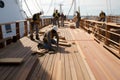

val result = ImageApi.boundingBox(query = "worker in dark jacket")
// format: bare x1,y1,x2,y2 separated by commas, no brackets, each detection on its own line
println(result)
76,11,81,28
99,11,106,22
42,26,59,51
30,12,42,40
53,10,60,27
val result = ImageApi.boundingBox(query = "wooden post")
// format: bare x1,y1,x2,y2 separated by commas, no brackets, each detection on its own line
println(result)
29,21,34,39
45,19,46,26
105,24,110,45
0,25,3,40
16,22,20,39
40,19,42,29
119,41,120,54
107,16,112,23
24,21,28,36
80,19,82,28
0,25,4,48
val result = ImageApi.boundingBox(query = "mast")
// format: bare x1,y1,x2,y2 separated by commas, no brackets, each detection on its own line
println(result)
74,0,76,14
60,4,63,14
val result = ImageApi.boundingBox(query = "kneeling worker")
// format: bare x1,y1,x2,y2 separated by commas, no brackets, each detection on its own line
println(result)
42,26,59,51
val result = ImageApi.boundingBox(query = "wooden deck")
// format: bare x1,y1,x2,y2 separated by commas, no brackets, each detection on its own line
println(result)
0,21,120,80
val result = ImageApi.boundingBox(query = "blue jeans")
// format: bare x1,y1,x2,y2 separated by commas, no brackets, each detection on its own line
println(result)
76,21,80,28
43,39,56,50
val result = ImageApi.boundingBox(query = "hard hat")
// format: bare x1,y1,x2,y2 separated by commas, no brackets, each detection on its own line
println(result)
52,25,58,31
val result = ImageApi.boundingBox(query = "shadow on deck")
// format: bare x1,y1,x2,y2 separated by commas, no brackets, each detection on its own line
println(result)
0,21,120,80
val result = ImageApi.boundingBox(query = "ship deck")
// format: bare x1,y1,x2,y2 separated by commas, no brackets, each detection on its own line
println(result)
0,21,120,80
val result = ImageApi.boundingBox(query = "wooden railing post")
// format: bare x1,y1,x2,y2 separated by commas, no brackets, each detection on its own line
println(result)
39,20,41,29
0,25,4,48
16,22,20,39
24,21,28,36
80,19,83,28
119,41,120,54
0,25,3,40
119,39,120,56
105,24,110,45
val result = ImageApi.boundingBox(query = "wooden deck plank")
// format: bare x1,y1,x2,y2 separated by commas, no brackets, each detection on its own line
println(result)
0,37,38,80
69,53,78,80
71,44,86,80
37,54,50,80
0,58,23,64
67,27,120,80
29,54,46,80
64,53,72,80
6,40,38,80
69,29,93,80
60,51,65,80
42,54,54,80
52,53,62,80
45,54,56,80
87,41,120,80
0,38,32,80
0,22,120,80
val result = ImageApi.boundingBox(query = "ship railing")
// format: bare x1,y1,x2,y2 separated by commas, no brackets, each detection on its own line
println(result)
85,16,120,24
80,19,120,58
0,18,52,48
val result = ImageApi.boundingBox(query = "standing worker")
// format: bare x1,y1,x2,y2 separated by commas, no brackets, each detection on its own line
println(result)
53,10,60,27
60,12,65,27
75,11,81,28
99,10,106,22
30,12,42,40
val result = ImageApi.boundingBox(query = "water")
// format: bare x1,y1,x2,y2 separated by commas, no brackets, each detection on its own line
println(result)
41,15,73,19
41,15,86,19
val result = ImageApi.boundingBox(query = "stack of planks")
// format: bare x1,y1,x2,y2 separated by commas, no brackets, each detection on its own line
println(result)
0,37,39,80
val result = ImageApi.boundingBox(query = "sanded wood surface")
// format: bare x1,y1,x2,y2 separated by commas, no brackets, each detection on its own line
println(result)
0,58,23,63
0,37,38,80
31,23,120,80
0,22,120,80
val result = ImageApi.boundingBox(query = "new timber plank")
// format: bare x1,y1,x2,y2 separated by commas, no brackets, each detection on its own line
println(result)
68,27,120,80
0,38,32,80
71,44,85,80
64,53,72,80
69,54,77,80
0,58,23,64
0,37,38,80
69,28,95,80
41,54,54,80
51,53,61,80
37,54,50,80
60,49,65,80
29,54,46,80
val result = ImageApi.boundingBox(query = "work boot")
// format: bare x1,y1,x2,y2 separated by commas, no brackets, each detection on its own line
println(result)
36,35,40,40
30,35,35,41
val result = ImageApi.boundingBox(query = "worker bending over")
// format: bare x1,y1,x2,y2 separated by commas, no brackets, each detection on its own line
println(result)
38,26,59,51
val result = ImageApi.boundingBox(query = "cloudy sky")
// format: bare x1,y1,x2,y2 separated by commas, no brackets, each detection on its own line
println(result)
21,0,120,17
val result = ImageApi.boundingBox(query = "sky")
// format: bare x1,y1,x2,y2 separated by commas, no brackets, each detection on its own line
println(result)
21,0,120,17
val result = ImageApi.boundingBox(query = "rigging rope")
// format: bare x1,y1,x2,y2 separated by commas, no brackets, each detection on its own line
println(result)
109,0,112,15
24,0,32,16
39,0,43,12
20,0,28,18
67,0,74,16
83,0,88,16
36,0,42,10
46,0,53,15
34,0,42,11
32,0,40,11
106,0,113,15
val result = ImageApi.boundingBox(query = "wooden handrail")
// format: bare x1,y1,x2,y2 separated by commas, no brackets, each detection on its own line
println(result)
81,18,120,57
0,18,52,48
